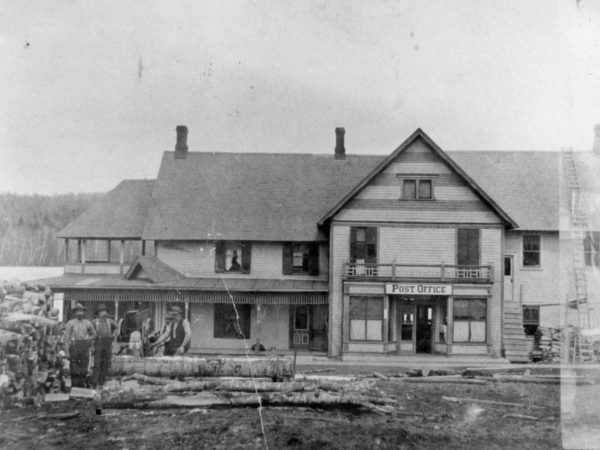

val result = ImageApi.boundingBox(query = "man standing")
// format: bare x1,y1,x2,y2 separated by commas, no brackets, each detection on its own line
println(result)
64,303,96,388
91,304,118,388
154,307,191,356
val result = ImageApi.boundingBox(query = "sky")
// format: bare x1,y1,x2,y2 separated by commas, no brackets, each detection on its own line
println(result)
1,0,599,195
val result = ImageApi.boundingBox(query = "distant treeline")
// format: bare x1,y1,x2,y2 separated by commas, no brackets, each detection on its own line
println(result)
0,192,103,266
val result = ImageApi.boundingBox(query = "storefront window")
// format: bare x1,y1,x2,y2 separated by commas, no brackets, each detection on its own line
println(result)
349,297,383,341
453,298,486,343
214,303,251,339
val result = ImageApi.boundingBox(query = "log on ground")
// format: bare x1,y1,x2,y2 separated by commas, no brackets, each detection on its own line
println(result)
109,356,293,379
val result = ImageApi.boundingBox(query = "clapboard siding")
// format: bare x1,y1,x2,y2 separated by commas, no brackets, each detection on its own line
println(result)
330,225,350,356
334,209,500,223
347,199,489,212
189,303,289,351
371,173,468,187
357,185,479,202
481,228,503,354
505,231,561,327
378,227,456,265
156,241,328,280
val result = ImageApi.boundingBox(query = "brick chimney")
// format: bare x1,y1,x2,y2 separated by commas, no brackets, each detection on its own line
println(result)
335,127,345,160
175,125,188,159
594,124,600,155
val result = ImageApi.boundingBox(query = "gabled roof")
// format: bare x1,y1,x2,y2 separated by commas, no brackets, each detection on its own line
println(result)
124,255,184,284
142,152,382,241
57,179,155,239
318,129,518,228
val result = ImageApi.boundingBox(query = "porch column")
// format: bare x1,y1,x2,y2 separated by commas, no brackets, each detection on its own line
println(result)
342,294,350,352
255,301,262,354
81,239,86,274
119,240,125,274
64,239,69,264
114,296,119,342
447,297,453,352
383,295,389,343
142,240,146,256
107,240,111,262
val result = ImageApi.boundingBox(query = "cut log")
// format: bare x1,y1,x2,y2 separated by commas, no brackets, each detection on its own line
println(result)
502,413,540,420
165,380,317,393
109,356,293,380
403,376,487,385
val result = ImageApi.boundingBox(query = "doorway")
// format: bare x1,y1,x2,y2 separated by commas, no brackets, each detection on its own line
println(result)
290,305,328,351
504,255,514,301
416,305,433,353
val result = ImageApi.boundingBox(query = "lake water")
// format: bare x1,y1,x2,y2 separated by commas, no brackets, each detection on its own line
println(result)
0,266,64,282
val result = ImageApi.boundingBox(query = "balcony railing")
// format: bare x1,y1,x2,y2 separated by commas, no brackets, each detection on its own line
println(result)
344,262,493,283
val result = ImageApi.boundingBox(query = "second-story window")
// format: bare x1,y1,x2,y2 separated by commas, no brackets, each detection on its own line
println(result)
584,232,600,267
282,243,319,275
215,241,251,273
523,235,541,267
457,228,480,266
350,227,377,264
402,179,433,200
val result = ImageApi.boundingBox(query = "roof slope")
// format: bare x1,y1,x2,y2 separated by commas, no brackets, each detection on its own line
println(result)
450,151,559,231
124,255,185,283
58,179,155,239
142,152,383,241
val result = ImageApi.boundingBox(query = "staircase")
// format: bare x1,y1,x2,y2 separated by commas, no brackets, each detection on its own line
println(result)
503,303,530,363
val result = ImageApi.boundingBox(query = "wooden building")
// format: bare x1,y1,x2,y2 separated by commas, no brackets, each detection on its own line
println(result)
39,125,598,360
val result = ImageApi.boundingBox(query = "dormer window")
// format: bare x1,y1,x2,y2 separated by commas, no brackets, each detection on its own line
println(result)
401,178,434,200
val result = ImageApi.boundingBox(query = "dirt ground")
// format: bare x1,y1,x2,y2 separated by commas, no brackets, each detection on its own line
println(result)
0,365,575,449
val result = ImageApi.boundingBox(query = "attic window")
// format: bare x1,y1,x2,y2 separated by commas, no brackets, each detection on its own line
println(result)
401,178,434,200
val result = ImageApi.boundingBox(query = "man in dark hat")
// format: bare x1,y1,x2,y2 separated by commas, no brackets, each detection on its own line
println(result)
64,303,96,387
152,307,191,356
91,303,118,388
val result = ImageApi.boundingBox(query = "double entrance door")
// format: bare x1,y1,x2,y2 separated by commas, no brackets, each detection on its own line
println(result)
397,302,435,354
290,305,328,352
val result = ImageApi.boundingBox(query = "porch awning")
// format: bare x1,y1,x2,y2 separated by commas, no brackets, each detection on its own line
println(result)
63,289,328,305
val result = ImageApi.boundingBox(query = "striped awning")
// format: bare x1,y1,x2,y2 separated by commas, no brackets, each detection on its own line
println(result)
63,289,328,305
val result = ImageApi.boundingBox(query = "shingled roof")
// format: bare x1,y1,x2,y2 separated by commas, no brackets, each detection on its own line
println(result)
124,255,185,283
141,152,383,241
57,179,155,239
450,151,559,231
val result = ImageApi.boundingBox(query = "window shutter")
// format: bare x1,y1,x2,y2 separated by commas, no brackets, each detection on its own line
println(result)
457,229,479,265
215,241,226,273
241,241,251,274
308,243,319,276
282,243,293,275
350,227,357,263
366,227,377,264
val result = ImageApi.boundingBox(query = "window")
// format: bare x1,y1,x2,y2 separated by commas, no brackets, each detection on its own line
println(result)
523,235,541,267
457,228,480,266
402,179,433,200
215,241,251,273
350,227,377,264
522,306,540,336
584,232,600,267
282,243,319,275
349,297,383,341
214,303,251,339
453,298,486,343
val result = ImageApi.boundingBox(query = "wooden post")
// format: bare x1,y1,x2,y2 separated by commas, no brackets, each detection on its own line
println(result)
120,240,125,274
107,240,111,263
441,262,445,281
81,239,86,274
64,239,69,264
255,301,262,354
383,295,389,343
447,297,453,353
142,240,146,256
114,297,119,342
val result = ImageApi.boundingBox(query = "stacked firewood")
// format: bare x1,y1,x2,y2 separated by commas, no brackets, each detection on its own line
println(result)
0,278,70,407
537,327,562,362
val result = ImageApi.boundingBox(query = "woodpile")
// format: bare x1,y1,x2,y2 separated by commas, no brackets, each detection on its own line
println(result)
0,277,70,408
537,326,562,362
109,355,294,380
